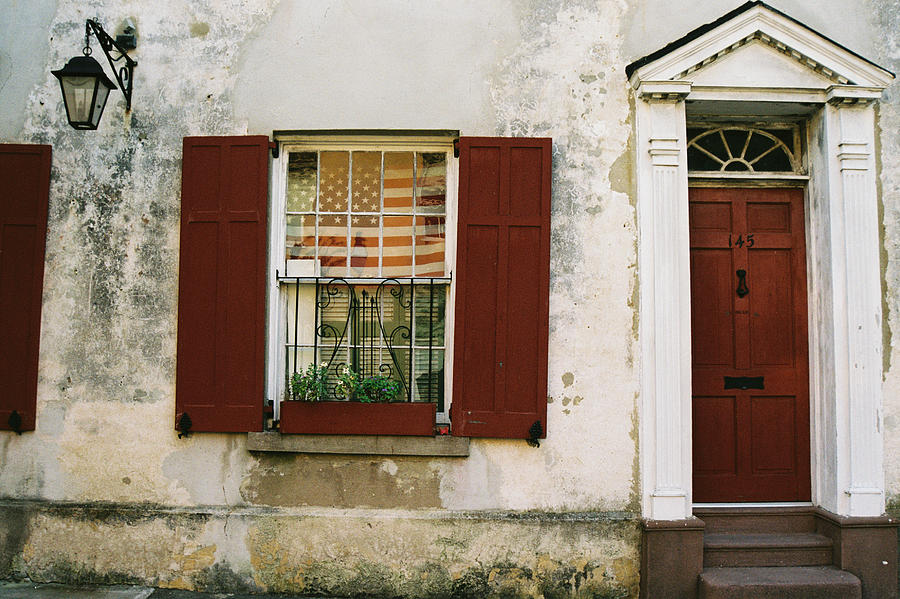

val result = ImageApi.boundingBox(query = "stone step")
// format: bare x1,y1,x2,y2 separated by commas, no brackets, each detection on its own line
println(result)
699,566,861,599
695,506,817,534
704,532,833,567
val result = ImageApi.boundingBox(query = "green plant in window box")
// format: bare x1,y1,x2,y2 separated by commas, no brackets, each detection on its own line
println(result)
357,374,403,403
289,363,328,402
335,366,359,401
336,366,403,403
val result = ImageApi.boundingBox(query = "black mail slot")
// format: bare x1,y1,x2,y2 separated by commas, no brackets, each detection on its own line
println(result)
724,376,764,390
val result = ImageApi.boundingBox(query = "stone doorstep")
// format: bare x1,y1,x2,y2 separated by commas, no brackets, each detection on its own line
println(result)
698,566,862,599
703,532,834,567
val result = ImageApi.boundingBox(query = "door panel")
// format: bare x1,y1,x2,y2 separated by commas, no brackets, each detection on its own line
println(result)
691,187,810,502
690,249,735,366
748,250,793,366
693,396,738,475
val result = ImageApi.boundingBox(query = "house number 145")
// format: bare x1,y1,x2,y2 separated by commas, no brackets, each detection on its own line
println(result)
729,233,755,248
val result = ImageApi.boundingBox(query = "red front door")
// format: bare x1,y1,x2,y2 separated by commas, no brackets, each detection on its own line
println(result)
690,187,810,502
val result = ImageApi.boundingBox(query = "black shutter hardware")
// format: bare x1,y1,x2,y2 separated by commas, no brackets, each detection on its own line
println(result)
177,412,192,438
526,420,543,448
7,410,23,435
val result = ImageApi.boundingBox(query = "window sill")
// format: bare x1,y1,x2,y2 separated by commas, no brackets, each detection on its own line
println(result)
247,432,469,456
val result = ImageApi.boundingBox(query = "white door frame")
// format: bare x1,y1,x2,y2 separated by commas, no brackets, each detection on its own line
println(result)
629,3,894,520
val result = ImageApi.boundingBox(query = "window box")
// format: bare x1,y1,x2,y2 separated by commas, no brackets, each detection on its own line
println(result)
279,400,437,436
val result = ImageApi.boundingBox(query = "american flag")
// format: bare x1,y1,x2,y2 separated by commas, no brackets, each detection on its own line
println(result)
285,150,446,278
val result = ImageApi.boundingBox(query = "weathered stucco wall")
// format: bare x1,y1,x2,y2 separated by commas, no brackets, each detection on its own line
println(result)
0,0,639,515
1,0,899,596
0,0,642,594
1,502,640,598
873,0,900,514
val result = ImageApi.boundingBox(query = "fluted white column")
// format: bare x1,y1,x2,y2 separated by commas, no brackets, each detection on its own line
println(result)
637,81,693,520
824,86,885,516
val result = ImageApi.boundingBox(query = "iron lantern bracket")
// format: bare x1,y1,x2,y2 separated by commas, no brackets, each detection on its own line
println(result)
84,19,137,110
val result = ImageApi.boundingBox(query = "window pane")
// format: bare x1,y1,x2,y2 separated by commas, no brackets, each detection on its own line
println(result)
723,129,750,160
318,213,347,274
748,131,793,171
383,152,414,213
318,282,351,346
382,215,413,277
687,146,722,171
351,151,381,212
285,214,316,261
383,347,412,401
320,151,349,212
415,215,445,276
350,214,380,277
286,152,317,212
284,283,318,346
415,152,446,213
413,349,444,407
414,283,446,346
697,131,727,161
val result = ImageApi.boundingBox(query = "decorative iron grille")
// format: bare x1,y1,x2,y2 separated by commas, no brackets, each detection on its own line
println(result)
282,277,449,410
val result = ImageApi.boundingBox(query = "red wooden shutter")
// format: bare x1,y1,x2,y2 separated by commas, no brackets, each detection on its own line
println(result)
451,137,551,438
0,144,51,433
176,136,269,432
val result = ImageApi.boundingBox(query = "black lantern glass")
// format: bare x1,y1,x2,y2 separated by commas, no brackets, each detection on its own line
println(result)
52,55,117,130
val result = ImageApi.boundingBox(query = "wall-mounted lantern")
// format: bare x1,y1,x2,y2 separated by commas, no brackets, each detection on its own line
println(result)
52,19,137,130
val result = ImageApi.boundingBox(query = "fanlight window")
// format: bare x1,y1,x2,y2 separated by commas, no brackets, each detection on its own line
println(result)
687,126,800,173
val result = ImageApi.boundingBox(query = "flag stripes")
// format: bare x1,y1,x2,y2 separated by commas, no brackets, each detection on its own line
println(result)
285,150,447,278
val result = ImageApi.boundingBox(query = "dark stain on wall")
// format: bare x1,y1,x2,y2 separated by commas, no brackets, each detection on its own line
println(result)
0,504,31,579
241,454,443,509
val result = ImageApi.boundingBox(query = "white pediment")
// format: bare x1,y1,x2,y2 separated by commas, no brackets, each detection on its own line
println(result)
628,2,894,90
685,39,838,89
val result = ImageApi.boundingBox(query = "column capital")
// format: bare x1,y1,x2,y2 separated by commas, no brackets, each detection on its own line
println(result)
826,85,883,106
639,80,692,102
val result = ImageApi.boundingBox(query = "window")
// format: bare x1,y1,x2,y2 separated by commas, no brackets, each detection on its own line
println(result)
268,135,456,422
176,134,551,440
686,124,802,174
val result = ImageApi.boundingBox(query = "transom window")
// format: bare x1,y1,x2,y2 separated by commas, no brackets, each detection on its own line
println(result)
687,125,802,174
271,136,456,422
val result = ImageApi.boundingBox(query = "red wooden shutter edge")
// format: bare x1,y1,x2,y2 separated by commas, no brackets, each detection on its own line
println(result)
0,144,51,433
451,137,551,439
176,136,269,433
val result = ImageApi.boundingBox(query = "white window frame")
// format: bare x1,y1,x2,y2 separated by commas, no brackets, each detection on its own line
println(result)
265,133,458,425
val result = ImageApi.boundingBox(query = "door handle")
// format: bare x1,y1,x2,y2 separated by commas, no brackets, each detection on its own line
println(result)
736,269,749,298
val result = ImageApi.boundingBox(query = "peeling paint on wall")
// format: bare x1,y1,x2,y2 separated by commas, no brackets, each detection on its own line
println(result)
870,0,900,506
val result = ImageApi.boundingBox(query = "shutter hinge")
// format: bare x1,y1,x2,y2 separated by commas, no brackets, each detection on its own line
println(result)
269,140,279,159
453,139,460,158
526,420,543,448
177,412,193,438
7,410,23,435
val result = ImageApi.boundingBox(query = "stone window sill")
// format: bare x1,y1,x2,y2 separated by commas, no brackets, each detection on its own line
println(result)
247,432,470,456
